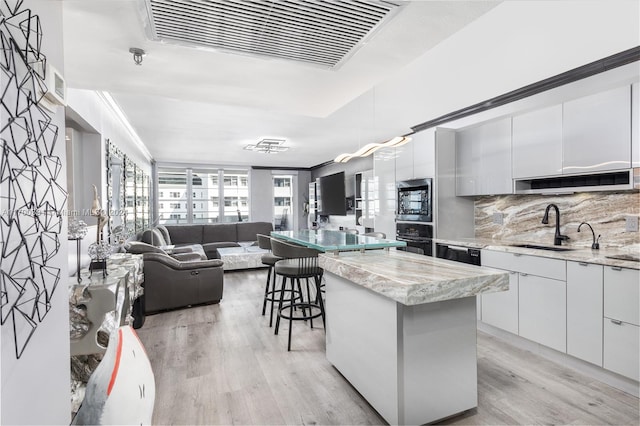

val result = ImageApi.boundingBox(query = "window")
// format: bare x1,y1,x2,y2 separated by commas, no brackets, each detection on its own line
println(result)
158,167,249,225
273,175,293,231
222,170,249,222
192,170,220,223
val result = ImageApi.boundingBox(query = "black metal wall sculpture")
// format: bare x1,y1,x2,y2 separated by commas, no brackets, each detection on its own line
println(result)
0,0,67,358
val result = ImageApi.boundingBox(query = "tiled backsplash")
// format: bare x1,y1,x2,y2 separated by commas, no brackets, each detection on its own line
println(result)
475,191,640,249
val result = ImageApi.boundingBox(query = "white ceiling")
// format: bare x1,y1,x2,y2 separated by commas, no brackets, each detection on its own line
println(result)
62,0,501,168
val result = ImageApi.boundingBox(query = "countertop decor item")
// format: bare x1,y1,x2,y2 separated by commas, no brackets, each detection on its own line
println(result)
89,241,112,277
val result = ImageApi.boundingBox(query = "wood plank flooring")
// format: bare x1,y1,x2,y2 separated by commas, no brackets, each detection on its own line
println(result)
136,269,639,425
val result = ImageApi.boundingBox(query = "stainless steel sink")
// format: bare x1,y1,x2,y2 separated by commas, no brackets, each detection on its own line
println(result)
605,254,640,262
512,243,575,252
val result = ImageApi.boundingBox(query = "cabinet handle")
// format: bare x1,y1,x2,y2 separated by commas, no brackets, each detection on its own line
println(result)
578,262,589,266
610,266,623,271
190,271,200,276
610,319,623,325
520,273,528,277
509,271,517,275
513,253,522,257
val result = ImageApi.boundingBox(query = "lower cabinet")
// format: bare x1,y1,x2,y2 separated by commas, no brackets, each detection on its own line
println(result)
603,266,640,381
566,261,603,366
481,271,518,335
603,319,640,381
518,273,567,353
481,249,639,382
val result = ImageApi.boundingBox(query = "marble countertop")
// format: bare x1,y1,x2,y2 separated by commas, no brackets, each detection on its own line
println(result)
433,238,640,270
318,250,508,306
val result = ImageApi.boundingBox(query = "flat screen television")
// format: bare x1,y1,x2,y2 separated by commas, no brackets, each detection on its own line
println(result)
316,171,346,216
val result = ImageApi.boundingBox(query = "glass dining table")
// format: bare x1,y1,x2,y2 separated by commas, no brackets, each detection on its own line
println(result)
270,229,406,253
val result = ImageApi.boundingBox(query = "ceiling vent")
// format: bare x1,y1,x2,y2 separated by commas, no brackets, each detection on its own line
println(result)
142,0,401,68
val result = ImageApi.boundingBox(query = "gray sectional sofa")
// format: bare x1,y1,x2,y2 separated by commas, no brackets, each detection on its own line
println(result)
161,222,274,259
124,222,273,314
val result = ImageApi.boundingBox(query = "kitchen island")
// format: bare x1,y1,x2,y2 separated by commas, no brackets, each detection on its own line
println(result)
271,230,509,424
318,249,509,425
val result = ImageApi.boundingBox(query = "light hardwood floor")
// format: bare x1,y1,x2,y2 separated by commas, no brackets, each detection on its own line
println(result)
137,269,640,425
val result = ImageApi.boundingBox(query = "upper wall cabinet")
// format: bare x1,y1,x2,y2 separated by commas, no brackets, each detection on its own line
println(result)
396,130,436,182
456,117,512,196
562,86,632,174
512,104,563,179
632,82,639,168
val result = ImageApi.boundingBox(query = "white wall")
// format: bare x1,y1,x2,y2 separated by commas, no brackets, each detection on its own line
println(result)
328,0,639,147
0,1,71,424
249,169,273,223
66,90,152,172
66,89,153,211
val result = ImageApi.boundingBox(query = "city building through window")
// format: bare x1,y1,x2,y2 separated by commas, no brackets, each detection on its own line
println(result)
158,168,249,224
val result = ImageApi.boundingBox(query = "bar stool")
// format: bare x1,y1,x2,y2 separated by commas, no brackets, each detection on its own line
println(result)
270,238,326,351
257,234,282,326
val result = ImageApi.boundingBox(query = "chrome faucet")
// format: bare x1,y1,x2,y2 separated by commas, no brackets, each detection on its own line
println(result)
578,222,600,250
542,204,570,246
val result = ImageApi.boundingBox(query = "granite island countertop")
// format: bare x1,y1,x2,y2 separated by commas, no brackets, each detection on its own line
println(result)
318,249,509,306
434,238,640,270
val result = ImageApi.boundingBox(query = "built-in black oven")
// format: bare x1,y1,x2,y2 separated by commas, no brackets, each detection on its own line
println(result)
396,178,433,222
396,222,433,256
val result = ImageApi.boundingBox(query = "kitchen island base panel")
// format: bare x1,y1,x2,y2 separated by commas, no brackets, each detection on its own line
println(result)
325,272,478,425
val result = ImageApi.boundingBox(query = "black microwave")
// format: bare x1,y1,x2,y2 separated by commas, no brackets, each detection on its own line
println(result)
396,178,433,222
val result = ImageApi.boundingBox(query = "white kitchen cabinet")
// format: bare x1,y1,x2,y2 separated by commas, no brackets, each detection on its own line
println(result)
562,85,632,174
632,82,639,168
519,273,566,353
604,266,639,326
395,145,414,182
603,265,639,381
373,148,398,241
603,320,639,381
455,117,512,196
481,250,566,281
481,270,518,335
512,104,563,179
355,170,375,230
455,126,480,196
566,261,603,366
396,129,435,182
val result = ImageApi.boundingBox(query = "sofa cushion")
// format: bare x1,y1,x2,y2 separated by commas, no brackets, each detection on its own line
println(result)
237,222,273,242
203,223,237,243
165,225,204,245
141,229,166,247
156,225,172,245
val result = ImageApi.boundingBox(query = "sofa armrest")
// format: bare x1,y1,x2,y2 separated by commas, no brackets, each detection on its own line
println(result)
171,252,203,262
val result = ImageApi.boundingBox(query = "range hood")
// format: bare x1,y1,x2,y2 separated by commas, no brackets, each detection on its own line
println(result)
514,168,639,194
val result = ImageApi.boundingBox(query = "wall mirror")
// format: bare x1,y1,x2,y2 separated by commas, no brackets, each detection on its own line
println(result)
106,139,125,238
105,141,151,240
